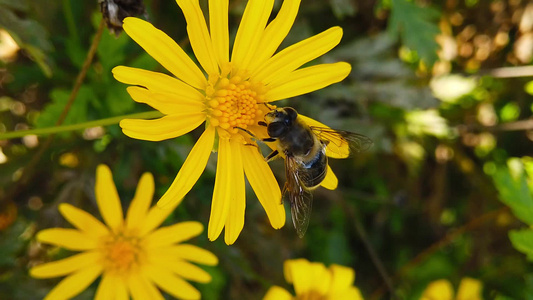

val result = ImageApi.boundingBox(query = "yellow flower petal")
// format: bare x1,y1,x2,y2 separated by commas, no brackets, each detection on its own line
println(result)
151,244,218,265
126,86,204,115
127,273,164,300
145,265,201,300
328,264,355,295
231,0,274,70
43,265,102,300
265,62,351,101
263,286,294,300
421,279,454,300
58,203,109,238
209,0,229,65
285,259,330,295
37,228,98,250
334,287,364,300
122,17,206,89
207,134,232,241
112,279,129,300
120,112,205,142
307,262,331,295
242,145,285,229
150,258,212,283
112,66,202,96
30,251,100,278
224,138,246,245
247,0,301,73
321,164,338,190
94,273,118,300
144,221,203,248
126,172,154,231
456,277,483,300
176,0,218,75
157,125,215,208
253,27,343,85
298,115,350,159
95,164,124,231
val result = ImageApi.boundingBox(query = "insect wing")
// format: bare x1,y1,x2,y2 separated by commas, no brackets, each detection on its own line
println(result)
310,126,373,159
283,156,313,238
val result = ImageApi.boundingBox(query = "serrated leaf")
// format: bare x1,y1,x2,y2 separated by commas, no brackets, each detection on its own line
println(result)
97,27,129,73
388,0,440,66
104,84,135,115
35,86,94,129
0,2,53,76
493,167,533,225
509,229,533,260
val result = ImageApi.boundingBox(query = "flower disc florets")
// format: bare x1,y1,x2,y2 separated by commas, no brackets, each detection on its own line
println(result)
205,64,270,135
101,232,143,275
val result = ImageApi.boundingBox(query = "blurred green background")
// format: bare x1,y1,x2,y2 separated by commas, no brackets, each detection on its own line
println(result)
1,0,533,299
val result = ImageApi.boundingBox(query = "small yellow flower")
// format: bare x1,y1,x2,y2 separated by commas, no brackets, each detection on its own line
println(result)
263,258,364,300
113,0,349,244
30,165,218,300
420,278,483,300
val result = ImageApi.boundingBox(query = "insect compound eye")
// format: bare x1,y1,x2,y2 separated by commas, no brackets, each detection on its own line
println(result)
267,122,287,137
284,107,298,121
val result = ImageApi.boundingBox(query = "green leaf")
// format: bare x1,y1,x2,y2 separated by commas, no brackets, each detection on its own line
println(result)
104,84,135,115
329,0,357,19
0,0,53,76
0,219,27,267
509,229,533,261
493,166,533,225
388,0,440,66
96,26,129,73
35,86,95,129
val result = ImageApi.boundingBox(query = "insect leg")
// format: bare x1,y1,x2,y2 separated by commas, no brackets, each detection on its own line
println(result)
234,126,256,138
235,126,276,142
265,149,280,162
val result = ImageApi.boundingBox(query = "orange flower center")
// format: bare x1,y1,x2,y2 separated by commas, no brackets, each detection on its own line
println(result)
295,291,326,300
101,233,143,275
205,65,270,135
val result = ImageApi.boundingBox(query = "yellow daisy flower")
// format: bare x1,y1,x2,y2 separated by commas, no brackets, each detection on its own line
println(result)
113,0,350,244
30,165,218,300
263,258,364,300
420,278,483,300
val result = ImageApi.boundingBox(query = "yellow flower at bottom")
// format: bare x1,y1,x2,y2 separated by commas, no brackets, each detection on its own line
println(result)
420,278,483,300
113,0,350,244
30,165,218,300
263,259,364,300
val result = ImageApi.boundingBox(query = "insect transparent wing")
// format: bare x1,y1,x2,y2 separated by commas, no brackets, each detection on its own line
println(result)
283,156,313,238
310,126,373,158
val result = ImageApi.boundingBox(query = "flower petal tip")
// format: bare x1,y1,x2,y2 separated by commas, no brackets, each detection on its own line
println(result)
57,203,72,213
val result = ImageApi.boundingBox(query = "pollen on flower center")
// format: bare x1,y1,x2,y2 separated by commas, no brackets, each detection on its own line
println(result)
296,291,326,300
205,67,269,135
101,233,142,274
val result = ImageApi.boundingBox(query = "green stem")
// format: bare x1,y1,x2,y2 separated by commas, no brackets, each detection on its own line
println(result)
0,111,163,140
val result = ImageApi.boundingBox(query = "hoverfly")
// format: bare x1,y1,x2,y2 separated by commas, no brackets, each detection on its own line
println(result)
257,107,373,238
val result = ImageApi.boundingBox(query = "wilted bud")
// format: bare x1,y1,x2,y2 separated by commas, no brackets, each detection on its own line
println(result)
98,0,146,36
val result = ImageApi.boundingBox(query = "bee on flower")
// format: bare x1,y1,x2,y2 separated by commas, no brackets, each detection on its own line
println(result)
114,0,357,244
